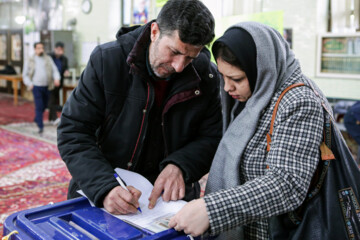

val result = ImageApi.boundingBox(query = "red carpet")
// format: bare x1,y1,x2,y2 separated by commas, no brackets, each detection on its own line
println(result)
0,93,52,125
0,93,35,125
0,128,71,237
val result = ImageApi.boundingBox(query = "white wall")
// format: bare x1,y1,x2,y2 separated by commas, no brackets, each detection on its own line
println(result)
62,0,121,71
264,0,360,99
61,0,359,99
203,0,360,100
260,0,360,99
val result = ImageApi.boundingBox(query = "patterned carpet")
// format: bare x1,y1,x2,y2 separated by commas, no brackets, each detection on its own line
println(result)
2,122,58,144
0,128,71,236
0,93,36,125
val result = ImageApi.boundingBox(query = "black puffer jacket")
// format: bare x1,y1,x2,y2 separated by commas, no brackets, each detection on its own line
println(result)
57,21,222,207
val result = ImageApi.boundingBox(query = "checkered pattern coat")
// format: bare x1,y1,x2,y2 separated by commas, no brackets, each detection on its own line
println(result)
203,69,324,239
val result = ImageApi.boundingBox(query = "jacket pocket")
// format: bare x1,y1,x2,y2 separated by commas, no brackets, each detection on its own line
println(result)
96,114,116,147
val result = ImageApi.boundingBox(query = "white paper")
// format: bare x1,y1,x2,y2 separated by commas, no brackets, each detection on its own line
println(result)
77,189,95,207
113,168,186,233
78,168,187,233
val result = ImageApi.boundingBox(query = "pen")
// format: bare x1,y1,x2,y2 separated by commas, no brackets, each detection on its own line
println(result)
114,173,142,213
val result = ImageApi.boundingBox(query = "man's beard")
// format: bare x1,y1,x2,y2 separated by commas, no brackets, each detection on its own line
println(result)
151,63,175,78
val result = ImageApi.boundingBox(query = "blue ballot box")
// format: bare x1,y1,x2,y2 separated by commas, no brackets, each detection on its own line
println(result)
3,197,200,240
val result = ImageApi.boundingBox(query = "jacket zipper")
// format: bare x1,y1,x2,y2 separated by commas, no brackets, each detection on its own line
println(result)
161,120,168,157
161,88,202,157
128,63,202,165
128,83,151,170
132,81,155,170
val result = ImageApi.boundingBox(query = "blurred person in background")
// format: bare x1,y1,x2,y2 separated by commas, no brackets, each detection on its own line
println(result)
23,42,60,134
48,41,69,124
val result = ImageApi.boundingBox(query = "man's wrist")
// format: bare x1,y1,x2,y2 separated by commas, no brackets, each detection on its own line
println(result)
164,162,186,179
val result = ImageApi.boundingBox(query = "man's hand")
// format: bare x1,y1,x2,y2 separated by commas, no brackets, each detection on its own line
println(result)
27,84,34,91
168,198,209,236
54,79,60,87
148,164,185,209
103,186,141,215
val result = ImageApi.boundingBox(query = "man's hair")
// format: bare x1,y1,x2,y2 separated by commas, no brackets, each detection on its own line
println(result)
33,42,44,49
213,42,243,70
156,0,215,46
55,41,65,48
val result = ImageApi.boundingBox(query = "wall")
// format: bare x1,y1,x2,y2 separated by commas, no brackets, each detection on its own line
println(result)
203,0,359,100
62,0,121,72
262,0,360,100
60,0,359,99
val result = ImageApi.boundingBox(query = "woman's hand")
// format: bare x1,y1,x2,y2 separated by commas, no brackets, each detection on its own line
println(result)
168,198,209,237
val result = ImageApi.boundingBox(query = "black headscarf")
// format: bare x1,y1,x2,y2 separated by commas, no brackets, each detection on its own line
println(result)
212,28,257,92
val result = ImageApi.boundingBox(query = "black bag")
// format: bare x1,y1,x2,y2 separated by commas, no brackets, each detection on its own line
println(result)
268,84,360,240
0,64,17,74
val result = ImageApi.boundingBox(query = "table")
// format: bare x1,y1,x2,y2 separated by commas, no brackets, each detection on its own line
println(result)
62,84,76,104
0,74,24,105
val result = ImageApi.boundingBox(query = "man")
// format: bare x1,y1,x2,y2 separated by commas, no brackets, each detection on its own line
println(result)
57,0,222,215
23,42,60,134
48,41,69,123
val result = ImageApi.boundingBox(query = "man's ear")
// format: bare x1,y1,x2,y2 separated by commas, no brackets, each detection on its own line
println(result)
150,22,160,42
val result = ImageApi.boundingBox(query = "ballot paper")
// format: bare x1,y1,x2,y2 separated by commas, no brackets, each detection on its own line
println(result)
78,168,187,234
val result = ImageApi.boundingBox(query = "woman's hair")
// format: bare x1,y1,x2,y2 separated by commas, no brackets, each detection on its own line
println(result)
212,42,243,70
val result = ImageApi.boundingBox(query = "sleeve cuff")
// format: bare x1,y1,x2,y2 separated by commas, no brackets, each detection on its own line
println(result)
93,182,119,207
159,159,189,183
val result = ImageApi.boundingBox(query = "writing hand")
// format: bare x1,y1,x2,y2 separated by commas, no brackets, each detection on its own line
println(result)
103,186,141,215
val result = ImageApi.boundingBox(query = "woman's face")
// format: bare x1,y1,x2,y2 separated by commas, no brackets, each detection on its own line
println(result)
217,58,252,102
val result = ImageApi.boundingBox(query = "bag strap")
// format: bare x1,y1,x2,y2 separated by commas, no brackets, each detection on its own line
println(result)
266,82,335,162
266,83,305,152
319,114,335,160
265,82,336,225
303,77,337,124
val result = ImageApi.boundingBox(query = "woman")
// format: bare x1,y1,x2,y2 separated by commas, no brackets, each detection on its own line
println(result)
169,22,329,239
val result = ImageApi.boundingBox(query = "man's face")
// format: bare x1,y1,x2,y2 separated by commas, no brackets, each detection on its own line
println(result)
54,47,64,57
148,22,203,78
34,44,44,56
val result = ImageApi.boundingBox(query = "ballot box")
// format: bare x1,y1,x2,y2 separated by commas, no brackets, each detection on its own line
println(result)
3,197,193,240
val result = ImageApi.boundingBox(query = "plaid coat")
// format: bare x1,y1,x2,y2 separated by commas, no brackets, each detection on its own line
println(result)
204,69,324,239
